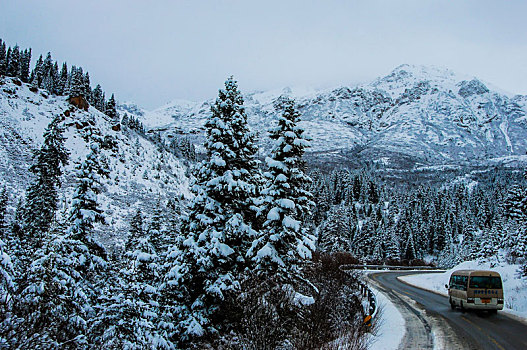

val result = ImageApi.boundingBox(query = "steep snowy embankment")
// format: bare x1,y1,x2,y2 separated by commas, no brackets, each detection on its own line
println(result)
0,77,191,248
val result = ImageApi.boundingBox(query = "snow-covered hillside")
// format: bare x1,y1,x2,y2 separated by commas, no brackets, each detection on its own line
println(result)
122,64,527,168
0,77,190,248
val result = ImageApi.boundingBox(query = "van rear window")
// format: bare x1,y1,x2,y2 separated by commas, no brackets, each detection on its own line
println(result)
469,276,502,289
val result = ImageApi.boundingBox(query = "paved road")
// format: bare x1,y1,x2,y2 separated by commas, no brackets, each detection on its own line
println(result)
369,271,527,350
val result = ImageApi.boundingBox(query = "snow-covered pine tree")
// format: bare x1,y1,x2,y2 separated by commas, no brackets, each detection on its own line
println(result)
42,70,55,95
162,76,261,343
42,52,53,80
475,224,501,262
105,93,118,120
32,54,44,87
69,67,85,99
90,209,172,349
19,48,31,83
0,187,7,240
249,96,315,278
504,180,527,224
22,115,69,251
5,45,19,78
403,231,417,261
8,199,24,262
384,224,401,262
68,143,105,244
13,224,92,348
127,209,144,250
0,40,6,76
84,72,91,102
92,84,105,112
148,200,173,256
57,62,68,96
0,233,14,346
319,205,352,252
14,141,109,347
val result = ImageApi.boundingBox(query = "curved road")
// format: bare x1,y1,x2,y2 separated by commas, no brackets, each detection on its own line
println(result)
370,271,527,350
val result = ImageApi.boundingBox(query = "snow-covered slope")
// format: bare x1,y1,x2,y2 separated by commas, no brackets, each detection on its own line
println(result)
0,77,190,248
131,64,527,168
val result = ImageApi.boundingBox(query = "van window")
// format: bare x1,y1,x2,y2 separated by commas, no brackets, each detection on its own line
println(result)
469,276,502,289
451,275,468,290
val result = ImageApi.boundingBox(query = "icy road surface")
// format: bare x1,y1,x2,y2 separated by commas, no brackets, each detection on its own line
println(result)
370,271,527,350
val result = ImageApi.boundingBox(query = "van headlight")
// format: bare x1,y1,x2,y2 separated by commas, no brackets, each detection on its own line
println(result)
467,298,474,303
497,299,504,304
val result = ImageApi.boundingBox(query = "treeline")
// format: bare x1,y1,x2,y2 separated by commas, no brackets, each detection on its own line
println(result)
313,167,527,273
0,38,117,120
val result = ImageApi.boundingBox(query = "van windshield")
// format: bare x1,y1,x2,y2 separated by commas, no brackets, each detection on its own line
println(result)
469,276,502,289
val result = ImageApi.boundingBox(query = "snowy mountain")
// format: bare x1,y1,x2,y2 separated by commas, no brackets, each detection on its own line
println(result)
125,64,527,168
0,77,190,248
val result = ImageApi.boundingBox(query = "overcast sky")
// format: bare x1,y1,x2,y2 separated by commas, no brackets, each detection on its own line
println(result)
1,1,526,108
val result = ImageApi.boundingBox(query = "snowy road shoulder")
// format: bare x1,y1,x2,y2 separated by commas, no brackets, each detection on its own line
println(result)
363,273,406,350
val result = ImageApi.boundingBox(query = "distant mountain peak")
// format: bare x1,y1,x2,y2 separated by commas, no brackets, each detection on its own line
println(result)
141,64,527,168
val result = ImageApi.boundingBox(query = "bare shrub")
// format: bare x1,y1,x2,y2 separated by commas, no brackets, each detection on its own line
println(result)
214,257,367,349
293,254,367,350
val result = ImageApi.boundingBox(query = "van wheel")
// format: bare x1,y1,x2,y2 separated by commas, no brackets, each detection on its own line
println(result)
449,298,455,310
490,309,498,315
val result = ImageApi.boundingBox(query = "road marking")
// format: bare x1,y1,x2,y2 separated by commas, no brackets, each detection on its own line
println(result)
401,290,415,297
461,316,505,350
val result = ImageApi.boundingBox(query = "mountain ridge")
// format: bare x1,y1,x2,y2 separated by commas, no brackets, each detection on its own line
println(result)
120,64,527,168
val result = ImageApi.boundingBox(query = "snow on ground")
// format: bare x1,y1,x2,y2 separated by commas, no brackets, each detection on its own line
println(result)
365,273,405,350
0,79,191,248
399,260,527,321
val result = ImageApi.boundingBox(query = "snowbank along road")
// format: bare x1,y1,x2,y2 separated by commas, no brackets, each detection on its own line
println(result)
370,271,527,350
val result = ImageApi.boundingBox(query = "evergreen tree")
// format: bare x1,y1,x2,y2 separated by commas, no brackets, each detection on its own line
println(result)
6,45,20,77
476,225,500,262
0,233,14,344
13,224,94,348
127,209,143,250
57,62,68,96
84,72,91,102
22,115,69,250
10,140,109,350
33,54,44,87
68,143,105,241
105,94,118,120
504,184,527,223
69,66,85,99
403,231,416,260
42,70,55,94
384,224,401,261
0,40,6,75
9,199,24,260
148,201,172,254
249,96,315,277
19,48,31,83
42,52,53,79
92,84,105,112
0,187,7,241
163,77,261,343
90,211,171,349
319,205,352,252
